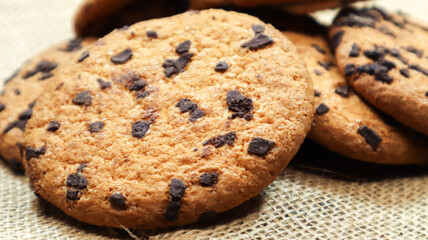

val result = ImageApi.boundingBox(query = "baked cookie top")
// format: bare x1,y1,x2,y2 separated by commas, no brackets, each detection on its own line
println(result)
330,7,428,136
285,31,428,165
0,38,94,170
24,9,314,229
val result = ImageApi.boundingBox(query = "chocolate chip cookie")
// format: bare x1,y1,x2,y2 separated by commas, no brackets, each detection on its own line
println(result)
330,7,428,136
285,31,428,164
0,38,94,170
24,9,314,229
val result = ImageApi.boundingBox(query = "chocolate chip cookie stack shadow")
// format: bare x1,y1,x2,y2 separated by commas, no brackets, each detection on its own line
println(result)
0,38,95,171
23,9,314,229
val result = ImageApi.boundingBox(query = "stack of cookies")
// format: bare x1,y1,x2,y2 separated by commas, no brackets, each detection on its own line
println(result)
0,0,427,230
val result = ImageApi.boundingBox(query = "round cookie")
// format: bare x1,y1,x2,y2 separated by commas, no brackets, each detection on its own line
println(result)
0,38,95,169
330,7,428,136
24,9,314,229
284,31,428,165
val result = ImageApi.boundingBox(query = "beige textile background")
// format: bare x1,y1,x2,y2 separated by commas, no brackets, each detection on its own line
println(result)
0,0,427,239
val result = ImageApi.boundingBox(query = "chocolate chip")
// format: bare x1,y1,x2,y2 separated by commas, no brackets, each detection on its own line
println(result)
163,52,194,78
14,89,20,95
241,33,274,50
316,103,330,115
189,108,205,122
66,173,88,189
39,72,53,80
111,48,133,64
88,121,105,133
252,24,265,34
425,91,428,97
248,137,275,157
199,172,219,187
364,49,385,60
345,64,357,76
201,147,212,158
0,103,5,112
47,121,60,132
72,91,92,106
203,132,236,148
96,78,111,89
406,46,424,58
66,190,79,200
215,61,229,72
331,31,345,51
335,85,351,97
311,43,326,54
317,61,334,71
132,121,150,138
198,211,218,223
389,49,408,64
335,13,376,28
358,126,382,150
19,109,33,120
164,200,180,221
314,69,322,76
377,59,396,70
409,64,428,76
23,60,58,79
349,43,361,57
28,101,36,109
77,50,90,63
25,146,46,161
176,40,191,55
61,38,82,52
400,68,410,78
110,193,126,206
226,90,253,115
170,179,186,201
314,90,321,97
77,163,87,172
136,91,149,99
146,30,158,38
128,80,146,92
176,98,197,113
356,63,392,83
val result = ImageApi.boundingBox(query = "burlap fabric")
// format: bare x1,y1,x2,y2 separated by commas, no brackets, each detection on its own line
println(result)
1,0,427,239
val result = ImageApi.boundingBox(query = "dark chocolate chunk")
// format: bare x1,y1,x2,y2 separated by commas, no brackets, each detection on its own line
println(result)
215,61,229,72
203,132,236,148
0,103,5,112
399,68,410,78
175,40,191,55
364,49,385,60
335,85,351,97
409,64,428,76
47,121,60,132
163,52,194,78
61,38,82,52
39,72,53,80
110,193,126,206
77,50,90,63
170,179,187,201
226,90,253,114
406,46,424,58
330,30,345,51
111,48,133,64
25,146,46,161
164,200,180,221
96,78,111,89
23,60,58,79
66,190,79,200
311,43,326,54
317,61,334,71
357,126,382,150
349,43,361,57
72,91,92,106
199,172,219,187
136,91,149,99
425,91,428,97
175,98,197,113
189,108,205,122
66,173,88,189
14,89,20,95
335,13,376,28
377,59,396,70
88,121,105,133
230,112,253,121
314,90,321,97
19,109,33,120
128,79,146,92
146,30,158,38
316,103,330,115
132,121,150,138
314,69,322,76
28,101,36,109
251,24,265,34
248,137,275,157
198,211,218,223
241,33,274,50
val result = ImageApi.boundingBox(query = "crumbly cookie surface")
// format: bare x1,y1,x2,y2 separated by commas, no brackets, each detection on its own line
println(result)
330,7,428,136
24,9,313,229
285,31,428,165
0,38,94,169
